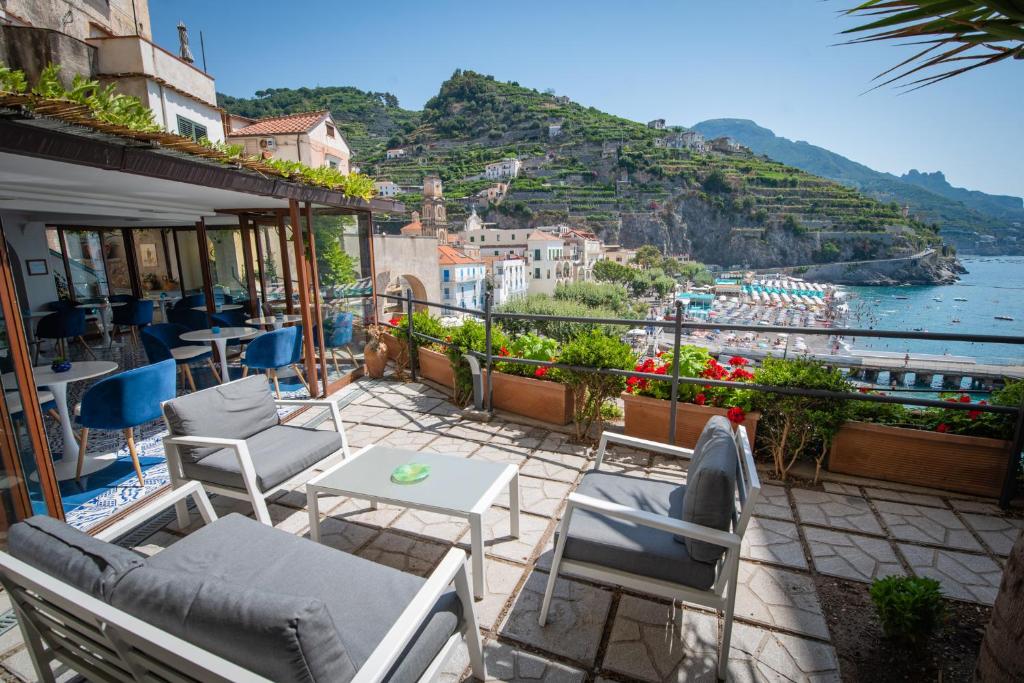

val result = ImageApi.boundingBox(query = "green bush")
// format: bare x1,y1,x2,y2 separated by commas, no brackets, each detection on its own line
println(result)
496,295,625,343
558,330,635,440
554,281,632,316
870,576,945,647
443,319,508,407
495,332,559,379
394,311,445,352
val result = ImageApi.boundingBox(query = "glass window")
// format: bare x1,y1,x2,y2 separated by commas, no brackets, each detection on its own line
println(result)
134,228,180,300
443,270,450,282
206,228,251,310
61,230,109,300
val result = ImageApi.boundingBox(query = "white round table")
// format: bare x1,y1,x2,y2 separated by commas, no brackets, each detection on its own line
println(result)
246,314,303,330
179,327,259,384
148,295,181,322
76,302,126,347
192,304,243,312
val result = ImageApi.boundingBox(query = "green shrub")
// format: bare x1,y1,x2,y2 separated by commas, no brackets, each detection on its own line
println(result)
870,576,945,647
443,319,507,407
558,330,635,440
554,281,631,316
495,332,559,380
496,295,625,343
394,310,445,352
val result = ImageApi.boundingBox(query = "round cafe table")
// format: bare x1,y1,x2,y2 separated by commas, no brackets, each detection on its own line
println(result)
76,301,126,347
148,294,181,322
179,327,259,384
192,304,243,312
246,314,302,330
4,361,118,479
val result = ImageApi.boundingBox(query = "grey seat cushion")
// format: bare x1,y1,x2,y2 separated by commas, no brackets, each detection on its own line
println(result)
139,514,461,683
679,416,738,563
8,515,144,600
163,375,280,463
181,424,343,492
557,471,717,589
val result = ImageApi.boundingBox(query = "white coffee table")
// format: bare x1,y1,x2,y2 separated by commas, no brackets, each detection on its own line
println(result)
307,446,519,599
179,327,259,384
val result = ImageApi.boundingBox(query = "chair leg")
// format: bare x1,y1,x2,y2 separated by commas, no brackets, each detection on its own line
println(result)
182,364,197,392
77,337,96,360
270,368,281,399
539,507,574,626
75,428,89,482
124,428,145,486
251,493,273,525
330,349,341,375
718,554,740,680
292,364,309,392
206,358,222,383
242,365,250,378
47,408,61,423
453,560,486,680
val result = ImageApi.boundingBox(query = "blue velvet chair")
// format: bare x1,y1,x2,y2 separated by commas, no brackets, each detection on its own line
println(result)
173,307,211,332
34,309,95,363
141,323,221,392
323,311,357,374
112,299,154,344
0,356,59,424
44,300,76,312
76,359,177,485
242,326,306,398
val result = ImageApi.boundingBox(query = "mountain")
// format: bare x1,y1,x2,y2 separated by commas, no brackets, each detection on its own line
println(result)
220,72,957,282
692,119,1023,254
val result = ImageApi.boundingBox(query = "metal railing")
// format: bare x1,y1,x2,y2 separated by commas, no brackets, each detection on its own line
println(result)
379,291,1024,507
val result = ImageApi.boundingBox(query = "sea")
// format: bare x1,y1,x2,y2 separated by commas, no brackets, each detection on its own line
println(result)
844,256,1024,366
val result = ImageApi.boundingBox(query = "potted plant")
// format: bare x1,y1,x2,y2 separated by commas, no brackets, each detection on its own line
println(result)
382,314,405,362
492,333,574,425
362,325,388,378
751,358,851,482
443,319,508,407
398,311,453,389
828,382,1019,497
622,347,758,448
870,576,945,649
559,329,635,440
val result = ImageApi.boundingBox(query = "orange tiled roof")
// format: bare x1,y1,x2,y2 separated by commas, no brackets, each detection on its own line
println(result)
400,221,423,235
526,229,559,241
438,245,482,266
228,111,330,137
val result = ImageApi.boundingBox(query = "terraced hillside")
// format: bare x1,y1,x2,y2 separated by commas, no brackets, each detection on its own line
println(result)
220,71,953,279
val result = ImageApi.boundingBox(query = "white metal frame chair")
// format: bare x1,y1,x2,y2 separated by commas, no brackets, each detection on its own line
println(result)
162,390,351,528
0,481,485,683
540,427,760,681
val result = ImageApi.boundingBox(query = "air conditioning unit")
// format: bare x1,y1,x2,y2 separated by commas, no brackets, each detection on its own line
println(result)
258,138,276,150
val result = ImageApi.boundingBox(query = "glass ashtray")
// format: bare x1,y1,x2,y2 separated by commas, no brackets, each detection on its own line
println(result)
391,462,430,484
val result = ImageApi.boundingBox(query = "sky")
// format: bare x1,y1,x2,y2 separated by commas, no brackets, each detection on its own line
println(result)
152,0,1023,198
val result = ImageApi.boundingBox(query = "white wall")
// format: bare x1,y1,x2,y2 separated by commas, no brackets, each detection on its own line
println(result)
2,214,57,312
160,86,224,142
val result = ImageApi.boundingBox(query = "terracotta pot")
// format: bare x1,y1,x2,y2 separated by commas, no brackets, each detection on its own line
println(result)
417,347,454,388
622,392,760,448
363,343,388,378
491,371,574,425
829,421,1010,497
380,332,405,361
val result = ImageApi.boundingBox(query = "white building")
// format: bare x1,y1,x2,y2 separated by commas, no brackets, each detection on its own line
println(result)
386,148,406,160
374,180,400,198
439,245,486,310
548,123,562,139
559,227,604,281
603,245,638,265
485,256,528,305
526,230,570,296
681,130,706,151
228,111,350,172
484,158,522,180
647,119,666,130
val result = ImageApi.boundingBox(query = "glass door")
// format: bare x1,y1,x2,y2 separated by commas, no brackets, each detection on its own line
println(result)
61,229,109,301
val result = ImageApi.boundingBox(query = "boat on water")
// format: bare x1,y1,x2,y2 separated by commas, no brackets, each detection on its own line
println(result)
995,315,1014,321
932,297,943,302
951,318,961,324
954,297,967,302
894,296,909,300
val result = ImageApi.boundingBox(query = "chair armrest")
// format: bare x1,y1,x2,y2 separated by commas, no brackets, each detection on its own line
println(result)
163,435,248,449
352,548,468,683
567,492,740,550
164,435,265,496
275,399,350,458
273,399,336,407
594,432,695,470
94,482,217,543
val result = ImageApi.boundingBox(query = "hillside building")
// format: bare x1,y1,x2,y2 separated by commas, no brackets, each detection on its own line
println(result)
484,158,522,180
647,119,666,130
475,183,508,204
386,148,406,159
548,123,563,138
420,175,447,237
603,245,638,265
439,245,486,310
228,111,350,172
485,256,528,305
374,180,400,198
681,130,706,151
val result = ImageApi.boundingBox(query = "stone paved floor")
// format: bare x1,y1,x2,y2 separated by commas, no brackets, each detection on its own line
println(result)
1,376,1019,682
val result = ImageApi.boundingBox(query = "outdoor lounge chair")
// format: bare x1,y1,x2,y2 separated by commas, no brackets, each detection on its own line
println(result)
0,481,485,683
540,416,760,681
161,374,350,527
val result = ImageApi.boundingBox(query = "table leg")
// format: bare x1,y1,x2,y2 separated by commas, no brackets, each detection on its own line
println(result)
469,512,485,599
272,321,283,331
100,307,112,347
213,338,230,384
509,473,520,538
50,381,75,461
307,488,321,543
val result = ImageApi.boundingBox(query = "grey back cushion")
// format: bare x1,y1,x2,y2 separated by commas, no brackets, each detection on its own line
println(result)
163,375,279,463
8,516,144,600
110,565,356,683
678,416,738,563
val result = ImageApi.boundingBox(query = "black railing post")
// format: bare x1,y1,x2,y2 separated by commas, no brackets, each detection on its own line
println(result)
484,291,494,413
999,394,1024,508
406,288,417,382
667,300,684,445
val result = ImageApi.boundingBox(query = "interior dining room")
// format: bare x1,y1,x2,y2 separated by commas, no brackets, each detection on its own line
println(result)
0,115,397,537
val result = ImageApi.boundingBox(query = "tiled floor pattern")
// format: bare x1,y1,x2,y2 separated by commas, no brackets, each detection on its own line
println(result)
2,376,1019,682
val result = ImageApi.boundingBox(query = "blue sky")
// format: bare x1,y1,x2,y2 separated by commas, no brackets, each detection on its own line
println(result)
152,0,1023,198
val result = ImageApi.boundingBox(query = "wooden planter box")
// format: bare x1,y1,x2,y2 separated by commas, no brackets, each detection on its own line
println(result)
417,347,454,388
828,421,1011,497
622,392,760,448
491,371,574,425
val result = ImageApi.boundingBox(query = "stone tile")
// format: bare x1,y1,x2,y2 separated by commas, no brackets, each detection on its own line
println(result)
355,530,447,577
363,408,414,429
490,423,548,449
435,639,586,683
500,570,612,667
792,489,884,535
735,562,829,639
442,422,500,444
390,508,469,543
495,475,571,518
468,559,529,630
472,443,531,467
460,508,552,564
373,428,439,450
309,515,378,554
898,544,1003,605
602,597,713,682
961,513,1024,556
874,500,982,551
538,432,590,457
753,484,794,521
418,435,483,457
520,451,588,483
822,482,862,496
340,402,386,422
803,527,904,583
403,412,461,432
950,498,1003,515
362,393,445,413
324,497,405,528
269,503,312,534
741,517,807,570
344,423,396,448
728,622,841,682
863,487,945,508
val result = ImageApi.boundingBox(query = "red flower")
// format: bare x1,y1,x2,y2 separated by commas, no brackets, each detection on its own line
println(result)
936,423,949,433
655,365,667,375
959,394,971,403
727,406,745,425
728,368,754,382
979,400,987,406
534,366,549,378
388,316,402,326
729,356,749,367
858,387,870,394
498,346,510,357
945,397,957,403
968,410,981,420
694,393,706,406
